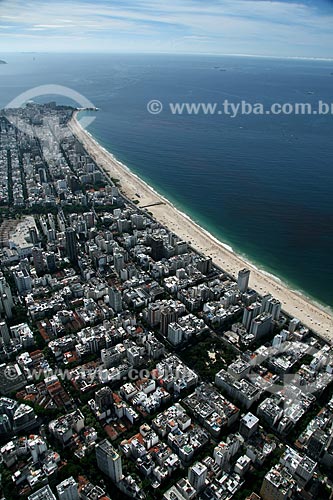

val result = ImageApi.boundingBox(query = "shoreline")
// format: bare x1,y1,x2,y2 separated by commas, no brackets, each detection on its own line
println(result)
102,148,333,317
68,110,333,341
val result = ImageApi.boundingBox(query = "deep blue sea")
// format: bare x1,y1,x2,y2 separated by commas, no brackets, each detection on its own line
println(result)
0,53,332,309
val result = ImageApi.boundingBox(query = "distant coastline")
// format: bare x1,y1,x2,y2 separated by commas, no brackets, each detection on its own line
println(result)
69,109,333,340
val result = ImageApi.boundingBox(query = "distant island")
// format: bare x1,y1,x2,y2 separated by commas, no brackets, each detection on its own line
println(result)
0,60,7,64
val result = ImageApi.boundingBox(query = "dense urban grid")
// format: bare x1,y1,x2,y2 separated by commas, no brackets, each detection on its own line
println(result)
0,103,332,500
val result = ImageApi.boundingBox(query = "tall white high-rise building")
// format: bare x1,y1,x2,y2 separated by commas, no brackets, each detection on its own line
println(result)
14,268,32,294
261,294,281,321
289,318,300,334
167,322,183,346
113,253,125,273
108,287,123,313
56,477,79,500
242,302,261,331
250,313,272,340
188,461,208,491
95,439,122,483
272,333,283,348
238,268,250,293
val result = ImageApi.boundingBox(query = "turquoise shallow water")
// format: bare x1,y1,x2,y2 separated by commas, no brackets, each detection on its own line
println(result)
0,53,332,309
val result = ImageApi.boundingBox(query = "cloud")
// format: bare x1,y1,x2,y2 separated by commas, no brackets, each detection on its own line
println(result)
0,0,332,57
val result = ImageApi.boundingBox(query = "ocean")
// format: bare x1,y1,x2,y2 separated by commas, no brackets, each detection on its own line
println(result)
0,53,332,309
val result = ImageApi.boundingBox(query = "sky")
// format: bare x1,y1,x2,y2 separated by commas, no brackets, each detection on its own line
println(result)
0,0,332,58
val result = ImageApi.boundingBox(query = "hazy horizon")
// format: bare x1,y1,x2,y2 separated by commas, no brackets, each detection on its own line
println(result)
1,0,333,58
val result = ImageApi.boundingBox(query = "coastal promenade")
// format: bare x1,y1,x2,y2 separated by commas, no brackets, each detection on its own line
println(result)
69,111,333,341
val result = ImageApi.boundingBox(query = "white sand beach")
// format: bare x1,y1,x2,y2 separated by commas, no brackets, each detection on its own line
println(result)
69,111,333,341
